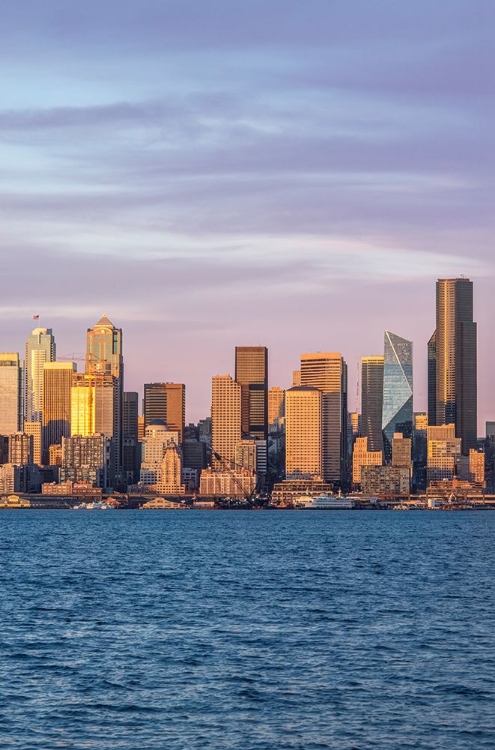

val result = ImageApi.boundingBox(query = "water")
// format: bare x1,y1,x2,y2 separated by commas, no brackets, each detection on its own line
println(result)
0,510,494,749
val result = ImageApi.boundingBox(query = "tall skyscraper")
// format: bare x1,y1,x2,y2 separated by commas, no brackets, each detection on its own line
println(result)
234,347,268,441
0,353,22,435
123,392,139,440
42,362,75,463
430,278,477,453
361,355,384,454
144,383,167,427
427,331,437,426
300,352,347,485
285,386,322,480
86,315,123,469
211,374,241,470
382,331,413,462
25,327,56,423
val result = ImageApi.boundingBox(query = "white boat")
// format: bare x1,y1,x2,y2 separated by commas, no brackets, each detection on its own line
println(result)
296,493,354,510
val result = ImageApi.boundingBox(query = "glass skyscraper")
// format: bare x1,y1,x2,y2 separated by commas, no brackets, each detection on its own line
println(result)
382,331,413,462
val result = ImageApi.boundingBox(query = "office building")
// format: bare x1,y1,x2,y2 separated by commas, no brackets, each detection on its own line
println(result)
427,424,461,484
211,375,241,470
430,278,477,454
8,432,33,465
144,383,185,441
352,437,382,486
285,386,322,480
123,392,139,439
0,353,22,435
42,362,75,463
300,352,347,484
24,421,42,465
60,434,112,488
86,314,123,468
268,387,285,433
25,327,56,423
361,355,384,454
382,332,413,462
235,346,268,442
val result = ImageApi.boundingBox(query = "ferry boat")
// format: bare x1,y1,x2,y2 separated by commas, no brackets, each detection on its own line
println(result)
295,493,354,510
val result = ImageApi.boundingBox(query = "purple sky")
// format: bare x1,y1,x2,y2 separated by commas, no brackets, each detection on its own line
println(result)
1,1,493,427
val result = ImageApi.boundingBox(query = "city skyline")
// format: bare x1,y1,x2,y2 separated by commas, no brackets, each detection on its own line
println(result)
0,2,493,428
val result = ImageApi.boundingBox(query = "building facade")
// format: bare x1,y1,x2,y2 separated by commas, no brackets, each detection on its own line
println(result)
285,386,322,480
382,331,413,462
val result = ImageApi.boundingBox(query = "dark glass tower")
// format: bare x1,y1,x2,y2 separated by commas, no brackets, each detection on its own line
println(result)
361,356,384,454
234,347,268,441
431,278,477,454
382,331,413,462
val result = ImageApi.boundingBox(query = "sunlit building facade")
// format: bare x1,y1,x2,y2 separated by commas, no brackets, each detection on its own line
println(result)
285,386,322,480
211,375,241,470
25,328,56,423
42,362,75,463
0,353,22,435
235,346,268,442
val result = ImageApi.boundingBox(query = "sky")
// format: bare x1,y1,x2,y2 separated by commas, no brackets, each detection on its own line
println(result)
0,0,493,426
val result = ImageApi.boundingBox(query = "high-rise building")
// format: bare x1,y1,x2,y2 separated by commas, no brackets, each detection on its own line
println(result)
300,353,347,485
268,387,285,433
211,375,241,470
427,332,437,426
144,383,167,426
163,383,185,442
25,328,56,423
42,362,75,463
427,424,461,484
235,346,268,442
361,356,384,454
24,421,42,465
430,278,477,454
8,432,33,465
0,353,22,435
382,332,413,462
123,392,139,439
86,314,123,469
392,433,412,469
143,383,185,441
285,386,322,480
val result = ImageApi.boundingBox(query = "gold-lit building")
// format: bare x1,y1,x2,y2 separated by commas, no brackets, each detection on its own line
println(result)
0,353,22,435
285,386,322,480
42,362,76,463
352,437,382,485
235,346,268,441
300,352,347,484
427,424,461,483
211,375,241,469
24,422,42,465
268,386,285,433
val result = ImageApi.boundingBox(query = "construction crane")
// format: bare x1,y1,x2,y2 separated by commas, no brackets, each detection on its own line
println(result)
206,445,263,507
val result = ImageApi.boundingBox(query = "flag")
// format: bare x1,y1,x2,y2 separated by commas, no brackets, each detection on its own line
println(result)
33,314,39,320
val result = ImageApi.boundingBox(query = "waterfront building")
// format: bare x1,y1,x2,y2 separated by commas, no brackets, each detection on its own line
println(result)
300,352,347,485
24,328,56,423
382,332,413,462
199,467,255,498
270,479,333,506
361,355,384,454
140,423,180,485
154,442,185,495
42,362,75,463
429,278,477,453
285,386,322,480
352,437,382,486
211,375,241,470
427,424,461,484
361,465,411,496
0,353,22,435
60,434,112,488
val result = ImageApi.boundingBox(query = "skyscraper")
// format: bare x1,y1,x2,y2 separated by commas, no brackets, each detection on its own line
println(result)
0,353,22,435
430,278,477,453
123,392,139,440
25,327,56,423
86,315,123,469
382,331,413,462
211,374,241,470
300,353,347,485
42,362,75,463
427,331,437,426
143,382,185,441
285,386,322,480
361,355,384,454
234,347,268,441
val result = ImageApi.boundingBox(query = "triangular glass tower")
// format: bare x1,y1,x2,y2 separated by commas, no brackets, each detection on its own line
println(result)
382,331,413,461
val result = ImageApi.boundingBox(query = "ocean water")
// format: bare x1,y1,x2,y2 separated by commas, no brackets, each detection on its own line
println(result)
0,510,494,750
